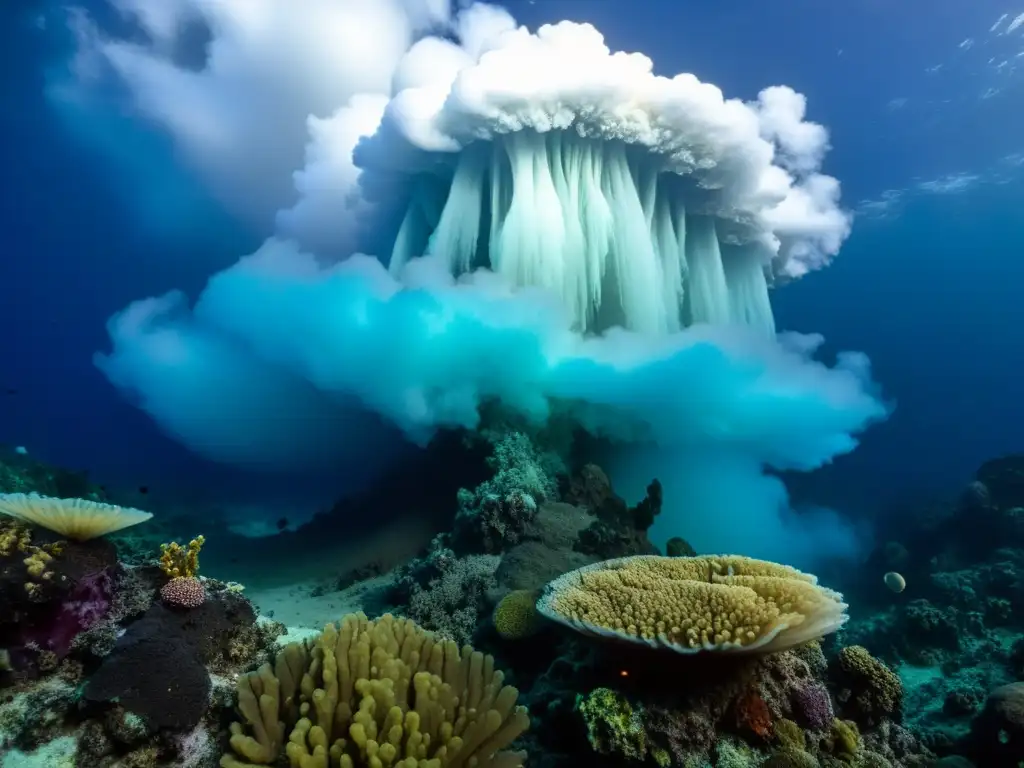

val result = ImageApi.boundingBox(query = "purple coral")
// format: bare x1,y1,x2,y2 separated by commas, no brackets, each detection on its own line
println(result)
791,681,835,730
19,568,112,657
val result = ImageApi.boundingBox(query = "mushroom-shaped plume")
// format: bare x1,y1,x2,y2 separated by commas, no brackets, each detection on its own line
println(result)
536,554,848,654
0,492,153,540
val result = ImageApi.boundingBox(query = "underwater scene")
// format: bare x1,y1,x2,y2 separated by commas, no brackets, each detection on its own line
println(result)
2,1,1024,767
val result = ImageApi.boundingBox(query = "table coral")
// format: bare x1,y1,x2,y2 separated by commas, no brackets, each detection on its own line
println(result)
537,554,848,654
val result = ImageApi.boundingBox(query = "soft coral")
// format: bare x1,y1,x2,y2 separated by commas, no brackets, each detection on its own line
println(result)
20,568,112,657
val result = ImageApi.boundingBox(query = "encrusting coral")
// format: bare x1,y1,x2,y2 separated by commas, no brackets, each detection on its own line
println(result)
831,646,903,726
575,688,647,761
536,554,848,654
0,492,152,540
221,612,530,768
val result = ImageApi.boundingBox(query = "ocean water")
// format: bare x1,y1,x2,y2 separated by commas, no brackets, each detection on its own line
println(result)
1,1,1023,767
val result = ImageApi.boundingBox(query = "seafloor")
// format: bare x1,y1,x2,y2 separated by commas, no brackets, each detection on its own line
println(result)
0,426,1020,768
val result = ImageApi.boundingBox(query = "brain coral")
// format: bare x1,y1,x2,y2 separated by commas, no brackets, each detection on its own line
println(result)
536,554,847,654
493,590,542,640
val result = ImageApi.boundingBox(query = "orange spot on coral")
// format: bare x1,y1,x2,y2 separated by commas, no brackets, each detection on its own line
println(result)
735,691,772,739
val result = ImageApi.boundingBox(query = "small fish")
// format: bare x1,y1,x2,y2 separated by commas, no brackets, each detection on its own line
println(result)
276,517,289,530
14,446,27,455
138,486,149,495
4,389,15,396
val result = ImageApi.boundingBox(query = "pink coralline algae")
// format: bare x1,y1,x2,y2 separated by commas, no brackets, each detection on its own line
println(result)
19,569,112,657
160,576,206,608
792,681,835,730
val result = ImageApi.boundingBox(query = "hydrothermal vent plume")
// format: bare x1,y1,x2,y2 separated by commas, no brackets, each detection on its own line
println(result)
358,18,850,336
392,134,741,335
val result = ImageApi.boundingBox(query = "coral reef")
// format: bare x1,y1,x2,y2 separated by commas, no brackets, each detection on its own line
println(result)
387,451,664,648
0,456,281,768
1,433,982,768
0,450,104,500
391,542,501,644
566,466,663,560
839,453,1024,766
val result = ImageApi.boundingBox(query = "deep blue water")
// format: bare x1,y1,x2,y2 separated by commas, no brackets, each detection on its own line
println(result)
1,0,1021,525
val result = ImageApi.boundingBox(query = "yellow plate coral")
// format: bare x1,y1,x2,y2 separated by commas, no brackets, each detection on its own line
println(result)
0,492,152,540
536,554,848,655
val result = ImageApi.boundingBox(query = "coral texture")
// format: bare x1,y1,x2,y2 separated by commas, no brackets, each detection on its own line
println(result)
221,612,530,767
538,554,848,654
0,492,152,540
161,576,207,608
492,590,541,640
832,645,903,725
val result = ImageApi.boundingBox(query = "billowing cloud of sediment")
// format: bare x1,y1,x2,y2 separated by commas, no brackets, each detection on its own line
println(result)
67,1,879,562
97,238,884,471
58,0,450,245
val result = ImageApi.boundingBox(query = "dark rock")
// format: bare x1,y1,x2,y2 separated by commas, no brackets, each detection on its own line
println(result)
666,537,697,558
575,478,661,561
976,456,1024,510
85,625,210,730
335,560,386,591
493,503,596,592
968,681,1024,766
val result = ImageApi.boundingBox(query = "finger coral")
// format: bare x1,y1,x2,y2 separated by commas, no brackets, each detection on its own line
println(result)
536,554,848,654
0,493,152,540
221,612,530,768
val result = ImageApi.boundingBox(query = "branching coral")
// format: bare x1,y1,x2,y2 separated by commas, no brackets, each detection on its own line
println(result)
160,535,205,578
395,545,500,645
537,554,848,654
454,433,557,555
1,517,65,601
221,612,530,768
